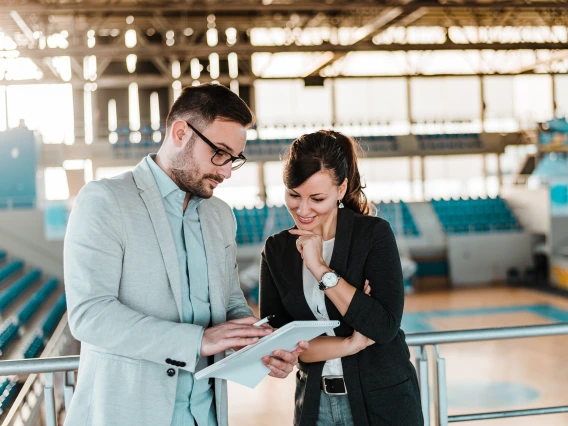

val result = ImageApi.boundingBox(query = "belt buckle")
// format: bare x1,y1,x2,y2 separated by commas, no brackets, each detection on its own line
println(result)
322,375,347,396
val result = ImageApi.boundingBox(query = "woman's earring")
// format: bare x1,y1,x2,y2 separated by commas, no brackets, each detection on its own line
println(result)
338,199,344,209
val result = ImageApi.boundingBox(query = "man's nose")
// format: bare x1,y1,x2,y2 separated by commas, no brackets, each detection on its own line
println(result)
218,161,232,180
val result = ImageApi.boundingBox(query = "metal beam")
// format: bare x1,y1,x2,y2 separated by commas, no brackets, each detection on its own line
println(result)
33,58,62,80
9,11,35,44
96,57,113,79
69,57,84,80
508,51,568,74
14,41,568,60
351,7,405,45
395,7,429,27
303,6,408,77
5,69,568,89
2,2,567,14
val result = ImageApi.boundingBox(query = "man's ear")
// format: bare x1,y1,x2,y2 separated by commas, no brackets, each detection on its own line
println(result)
171,121,189,148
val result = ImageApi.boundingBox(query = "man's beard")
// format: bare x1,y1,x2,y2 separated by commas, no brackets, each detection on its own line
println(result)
170,141,224,199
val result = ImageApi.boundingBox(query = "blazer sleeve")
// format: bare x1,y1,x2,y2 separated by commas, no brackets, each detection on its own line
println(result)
226,209,254,320
64,180,203,373
343,219,404,345
259,242,294,329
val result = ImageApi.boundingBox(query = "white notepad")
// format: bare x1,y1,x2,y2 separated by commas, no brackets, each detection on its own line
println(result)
195,320,339,388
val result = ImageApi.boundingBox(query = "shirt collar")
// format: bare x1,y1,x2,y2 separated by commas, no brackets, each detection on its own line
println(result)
146,154,180,199
145,155,206,210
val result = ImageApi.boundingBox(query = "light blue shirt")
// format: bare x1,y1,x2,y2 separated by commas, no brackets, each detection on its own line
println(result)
147,155,217,426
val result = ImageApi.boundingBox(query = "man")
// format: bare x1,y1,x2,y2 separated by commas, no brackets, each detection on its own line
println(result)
64,84,306,426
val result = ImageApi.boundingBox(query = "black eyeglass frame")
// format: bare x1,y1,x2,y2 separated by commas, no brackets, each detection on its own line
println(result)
185,121,247,170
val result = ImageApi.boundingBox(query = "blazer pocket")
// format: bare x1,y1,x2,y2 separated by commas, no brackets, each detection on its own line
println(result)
90,350,141,365
368,377,423,426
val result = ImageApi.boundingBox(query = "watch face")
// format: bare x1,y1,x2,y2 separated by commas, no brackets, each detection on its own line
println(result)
323,272,339,286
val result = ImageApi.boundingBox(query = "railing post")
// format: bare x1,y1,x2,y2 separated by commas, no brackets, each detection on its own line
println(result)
434,345,448,426
64,370,75,412
416,345,430,426
43,372,57,426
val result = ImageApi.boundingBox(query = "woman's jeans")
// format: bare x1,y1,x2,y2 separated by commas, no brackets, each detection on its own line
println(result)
316,391,354,426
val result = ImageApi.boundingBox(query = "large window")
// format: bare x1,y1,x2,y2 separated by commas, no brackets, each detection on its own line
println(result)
410,77,482,134
334,78,409,134
254,79,332,131
6,84,75,144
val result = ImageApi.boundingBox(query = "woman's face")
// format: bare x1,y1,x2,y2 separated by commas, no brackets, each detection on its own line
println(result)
285,170,346,234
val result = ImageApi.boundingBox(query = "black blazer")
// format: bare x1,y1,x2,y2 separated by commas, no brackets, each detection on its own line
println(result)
260,208,423,426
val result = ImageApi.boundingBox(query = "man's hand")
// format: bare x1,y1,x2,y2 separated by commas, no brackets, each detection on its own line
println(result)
262,341,309,379
200,316,273,357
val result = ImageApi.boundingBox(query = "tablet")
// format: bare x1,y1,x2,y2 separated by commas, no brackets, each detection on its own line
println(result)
195,320,339,388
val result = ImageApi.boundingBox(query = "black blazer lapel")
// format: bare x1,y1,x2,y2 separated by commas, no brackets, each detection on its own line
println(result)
325,208,355,322
282,229,318,321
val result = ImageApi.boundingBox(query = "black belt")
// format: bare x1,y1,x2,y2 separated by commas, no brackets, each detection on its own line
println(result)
321,376,347,395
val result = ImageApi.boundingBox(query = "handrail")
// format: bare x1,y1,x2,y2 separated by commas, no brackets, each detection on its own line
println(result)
0,355,78,375
7,322,567,375
405,322,568,346
1,322,568,426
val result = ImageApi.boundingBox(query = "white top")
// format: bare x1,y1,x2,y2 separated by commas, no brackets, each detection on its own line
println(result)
302,238,343,377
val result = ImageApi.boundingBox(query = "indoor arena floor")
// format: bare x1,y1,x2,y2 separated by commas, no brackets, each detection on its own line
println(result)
228,286,568,426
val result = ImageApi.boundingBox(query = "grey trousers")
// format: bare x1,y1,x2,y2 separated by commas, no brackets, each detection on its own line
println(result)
316,391,355,426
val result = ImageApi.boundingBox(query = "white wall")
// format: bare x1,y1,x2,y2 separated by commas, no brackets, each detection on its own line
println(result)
0,210,64,278
501,186,550,234
447,233,534,285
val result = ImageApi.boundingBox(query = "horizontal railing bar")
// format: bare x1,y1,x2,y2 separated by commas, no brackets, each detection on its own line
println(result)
0,356,79,375
449,405,568,421
406,323,568,346
0,323,567,375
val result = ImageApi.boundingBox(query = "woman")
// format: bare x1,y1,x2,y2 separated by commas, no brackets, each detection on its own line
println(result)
259,130,423,426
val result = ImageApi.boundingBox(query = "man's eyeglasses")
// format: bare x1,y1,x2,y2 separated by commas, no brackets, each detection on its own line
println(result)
186,122,247,170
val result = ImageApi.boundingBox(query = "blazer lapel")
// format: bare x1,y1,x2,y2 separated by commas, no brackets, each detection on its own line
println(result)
132,159,184,322
198,201,226,324
283,230,318,321
325,208,355,322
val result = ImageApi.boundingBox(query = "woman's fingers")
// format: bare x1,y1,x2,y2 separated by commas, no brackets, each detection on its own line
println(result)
289,229,316,236
364,279,371,295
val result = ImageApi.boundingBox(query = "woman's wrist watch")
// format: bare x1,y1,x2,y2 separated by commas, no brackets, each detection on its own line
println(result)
318,270,341,291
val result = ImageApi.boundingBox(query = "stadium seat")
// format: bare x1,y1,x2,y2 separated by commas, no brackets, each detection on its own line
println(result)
0,269,41,313
0,261,24,284
432,197,522,235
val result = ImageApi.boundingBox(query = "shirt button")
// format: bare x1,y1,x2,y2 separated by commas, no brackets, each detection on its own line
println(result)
167,368,176,377
178,193,183,198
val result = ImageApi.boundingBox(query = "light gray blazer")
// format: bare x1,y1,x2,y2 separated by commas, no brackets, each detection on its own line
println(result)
64,158,253,426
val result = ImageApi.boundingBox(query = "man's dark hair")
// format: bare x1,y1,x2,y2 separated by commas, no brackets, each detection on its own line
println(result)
166,83,255,133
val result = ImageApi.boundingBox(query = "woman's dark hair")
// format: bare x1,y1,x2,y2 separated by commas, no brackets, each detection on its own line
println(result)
283,130,371,216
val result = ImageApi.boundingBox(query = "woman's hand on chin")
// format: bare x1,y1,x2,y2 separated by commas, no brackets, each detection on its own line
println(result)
289,229,329,276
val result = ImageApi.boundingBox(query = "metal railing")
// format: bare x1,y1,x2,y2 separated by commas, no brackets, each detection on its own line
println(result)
2,322,568,426
407,322,568,426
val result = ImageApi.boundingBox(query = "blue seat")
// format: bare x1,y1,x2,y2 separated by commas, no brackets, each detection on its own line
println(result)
17,278,58,325
0,269,41,313
0,377,19,412
376,201,420,237
0,261,24,284
432,197,522,235
24,335,45,359
0,319,19,352
41,293,67,338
